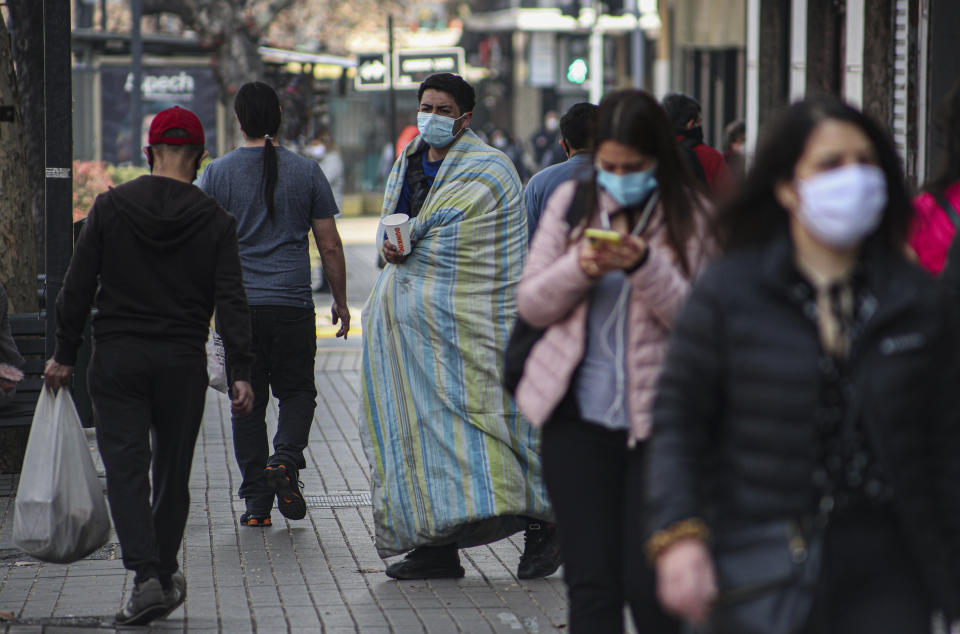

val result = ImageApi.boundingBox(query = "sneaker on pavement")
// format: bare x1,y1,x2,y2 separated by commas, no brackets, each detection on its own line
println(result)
161,571,186,618
385,545,465,580
240,511,272,527
517,521,562,579
264,464,306,520
115,577,168,626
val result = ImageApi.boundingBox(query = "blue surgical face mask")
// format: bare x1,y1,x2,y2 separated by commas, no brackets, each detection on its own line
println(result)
596,165,658,207
417,112,466,148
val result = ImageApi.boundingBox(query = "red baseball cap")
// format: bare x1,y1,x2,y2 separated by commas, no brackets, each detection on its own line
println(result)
148,106,205,147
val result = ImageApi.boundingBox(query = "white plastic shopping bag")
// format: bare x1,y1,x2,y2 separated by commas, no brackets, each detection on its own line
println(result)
13,387,111,563
206,328,228,393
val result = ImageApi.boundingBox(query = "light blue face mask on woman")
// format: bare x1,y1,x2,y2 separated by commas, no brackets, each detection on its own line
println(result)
417,112,466,148
596,165,658,207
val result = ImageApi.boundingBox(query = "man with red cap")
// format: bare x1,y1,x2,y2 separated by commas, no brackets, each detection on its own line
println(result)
44,106,255,626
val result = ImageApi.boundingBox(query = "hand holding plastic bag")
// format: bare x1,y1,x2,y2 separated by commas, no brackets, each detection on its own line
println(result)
206,328,228,393
13,387,111,563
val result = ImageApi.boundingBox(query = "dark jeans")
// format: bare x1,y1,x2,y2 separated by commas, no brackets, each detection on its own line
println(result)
800,508,932,634
88,337,207,586
232,305,317,514
541,400,679,634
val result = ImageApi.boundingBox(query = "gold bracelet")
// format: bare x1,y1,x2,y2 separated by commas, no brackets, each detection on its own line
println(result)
644,518,710,564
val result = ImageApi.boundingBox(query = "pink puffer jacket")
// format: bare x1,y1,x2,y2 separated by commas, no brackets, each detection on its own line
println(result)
908,182,960,275
515,180,711,445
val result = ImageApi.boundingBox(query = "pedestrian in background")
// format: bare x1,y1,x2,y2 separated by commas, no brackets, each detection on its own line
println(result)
514,89,712,633
45,106,255,626
199,82,350,528
523,102,598,241
0,282,25,409
909,79,960,276
362,73,555,581
722,119,746,183
662,93,730,197
647,97,960,633
305,126,344,294
491,127,531,183
530,110,563,170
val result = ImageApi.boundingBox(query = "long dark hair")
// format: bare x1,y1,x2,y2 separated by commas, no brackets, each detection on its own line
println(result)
715,96,912,254
588,89,705,276
924,79,960,196
234,82,282,220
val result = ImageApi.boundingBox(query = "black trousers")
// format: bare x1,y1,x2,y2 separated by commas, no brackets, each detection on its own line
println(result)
800,508,933,634
88,337,207,585
231,305,317,514
541,401,679,634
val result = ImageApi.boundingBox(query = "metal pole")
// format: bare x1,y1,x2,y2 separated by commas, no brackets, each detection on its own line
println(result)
387,14,397,154
42,0,74,356
130,0,143,166
631,0,645,89
589,11,604,103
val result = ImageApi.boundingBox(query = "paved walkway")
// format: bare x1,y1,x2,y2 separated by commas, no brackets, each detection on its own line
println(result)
0,229,573,633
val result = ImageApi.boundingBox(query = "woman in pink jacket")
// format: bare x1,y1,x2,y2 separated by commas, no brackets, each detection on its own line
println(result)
908,80,960,275
514,90,712,633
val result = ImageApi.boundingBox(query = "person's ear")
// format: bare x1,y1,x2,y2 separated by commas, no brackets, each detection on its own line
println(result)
458,112,473,132
774,178,800,214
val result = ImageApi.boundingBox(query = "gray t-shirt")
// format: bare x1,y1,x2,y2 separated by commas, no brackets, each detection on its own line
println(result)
199,146,337,307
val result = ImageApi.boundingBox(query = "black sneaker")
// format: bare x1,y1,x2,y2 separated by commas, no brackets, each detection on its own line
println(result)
115,577,168,626
161,571,186,618
517,522,562,579
385,545,465,580
264,464,306,520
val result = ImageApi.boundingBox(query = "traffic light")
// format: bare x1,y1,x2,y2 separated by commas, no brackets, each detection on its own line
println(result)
561,35,590,89
566,58,589,85
605,0,626,15
560,0,581,18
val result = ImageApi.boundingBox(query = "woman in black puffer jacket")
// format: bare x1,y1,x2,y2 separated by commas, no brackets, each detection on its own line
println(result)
644,96,960,633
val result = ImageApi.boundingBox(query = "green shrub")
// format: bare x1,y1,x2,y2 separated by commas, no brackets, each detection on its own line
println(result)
108,164,149,185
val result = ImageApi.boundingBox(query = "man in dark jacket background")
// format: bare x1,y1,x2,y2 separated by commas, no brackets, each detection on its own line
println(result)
44,106,254,627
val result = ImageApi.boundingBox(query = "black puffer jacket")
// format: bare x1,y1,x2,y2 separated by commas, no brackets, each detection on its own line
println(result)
647,230,960,615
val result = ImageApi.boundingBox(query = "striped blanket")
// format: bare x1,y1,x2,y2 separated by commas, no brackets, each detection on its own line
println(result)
361,130,552,558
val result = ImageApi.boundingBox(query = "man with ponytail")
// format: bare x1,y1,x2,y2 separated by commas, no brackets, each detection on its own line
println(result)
362,73,556,581
45,106,254,625
199,81,348,528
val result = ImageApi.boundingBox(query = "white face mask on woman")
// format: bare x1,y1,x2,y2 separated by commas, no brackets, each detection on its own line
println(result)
796,163,888,248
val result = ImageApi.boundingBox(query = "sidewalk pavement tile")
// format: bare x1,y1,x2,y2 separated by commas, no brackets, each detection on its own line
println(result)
0,271,570,631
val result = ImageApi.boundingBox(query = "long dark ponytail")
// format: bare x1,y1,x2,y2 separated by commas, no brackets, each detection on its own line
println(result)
235,82,282,220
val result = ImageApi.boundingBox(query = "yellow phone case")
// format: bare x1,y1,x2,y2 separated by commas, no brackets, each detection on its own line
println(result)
584,228,622,243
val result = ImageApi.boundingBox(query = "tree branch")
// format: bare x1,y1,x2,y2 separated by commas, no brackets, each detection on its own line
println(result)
253,0,297,37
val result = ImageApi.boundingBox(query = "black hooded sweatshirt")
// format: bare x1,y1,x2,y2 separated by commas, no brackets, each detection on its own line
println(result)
54,175,254,382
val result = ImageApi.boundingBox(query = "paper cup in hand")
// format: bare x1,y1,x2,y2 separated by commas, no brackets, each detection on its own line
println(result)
382,213,412,255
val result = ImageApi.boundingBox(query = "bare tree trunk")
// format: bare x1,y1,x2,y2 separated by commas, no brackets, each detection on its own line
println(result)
0,11,38,312
142,0,294,108
6,0,45,272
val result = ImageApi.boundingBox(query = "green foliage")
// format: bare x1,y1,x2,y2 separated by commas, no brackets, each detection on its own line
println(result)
107,164,149,186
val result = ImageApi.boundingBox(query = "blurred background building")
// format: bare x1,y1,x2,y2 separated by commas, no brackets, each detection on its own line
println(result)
65,0,960,210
